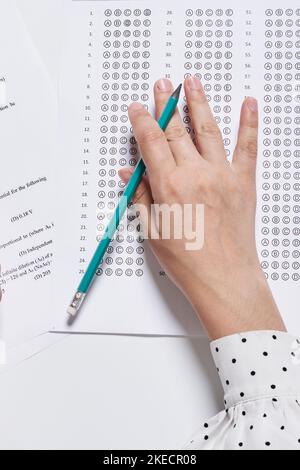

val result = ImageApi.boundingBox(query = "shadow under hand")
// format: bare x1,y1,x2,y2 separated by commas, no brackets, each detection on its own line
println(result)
143,243,203,336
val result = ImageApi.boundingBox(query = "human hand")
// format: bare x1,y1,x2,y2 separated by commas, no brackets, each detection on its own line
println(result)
119,77,285,340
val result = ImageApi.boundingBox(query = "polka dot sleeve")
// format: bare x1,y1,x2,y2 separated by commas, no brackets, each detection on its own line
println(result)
184,331,300,450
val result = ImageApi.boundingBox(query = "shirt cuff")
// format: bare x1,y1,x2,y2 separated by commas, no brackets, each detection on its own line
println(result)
210,330,300,409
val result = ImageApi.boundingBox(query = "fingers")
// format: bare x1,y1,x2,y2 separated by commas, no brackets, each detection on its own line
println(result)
154,79,200,164
184,76,226,163
128,102,175,178
232,97,258,183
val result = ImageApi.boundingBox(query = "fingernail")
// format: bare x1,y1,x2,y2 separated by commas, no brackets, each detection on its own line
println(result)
129,102,144,112
186,75,203,91
156,78,172,92
246,97,258,112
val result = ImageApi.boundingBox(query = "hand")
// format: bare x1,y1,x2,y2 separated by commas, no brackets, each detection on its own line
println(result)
119,77,285,340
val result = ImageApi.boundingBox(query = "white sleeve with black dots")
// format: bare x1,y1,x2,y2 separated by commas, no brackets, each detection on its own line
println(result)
184,331,300,450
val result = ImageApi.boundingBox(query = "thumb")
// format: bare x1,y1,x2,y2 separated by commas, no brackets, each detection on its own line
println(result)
119,168,153,207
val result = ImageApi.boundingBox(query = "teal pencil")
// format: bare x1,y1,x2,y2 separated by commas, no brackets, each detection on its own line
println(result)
67,84,182,317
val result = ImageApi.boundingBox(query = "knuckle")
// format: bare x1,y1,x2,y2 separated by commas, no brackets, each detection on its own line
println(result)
195,122,221,140
139,128,164,146
165,125,186,142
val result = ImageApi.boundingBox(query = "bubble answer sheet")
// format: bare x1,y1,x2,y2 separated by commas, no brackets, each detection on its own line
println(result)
53,0,300,336
0,0,57,350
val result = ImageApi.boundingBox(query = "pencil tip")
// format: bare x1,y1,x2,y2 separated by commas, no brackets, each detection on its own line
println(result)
172,83,182,101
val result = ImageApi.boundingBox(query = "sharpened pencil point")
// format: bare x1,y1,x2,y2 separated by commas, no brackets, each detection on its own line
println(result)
172,83,182,101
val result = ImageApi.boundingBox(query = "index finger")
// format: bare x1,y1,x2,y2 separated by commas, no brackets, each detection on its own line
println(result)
128,102,176,177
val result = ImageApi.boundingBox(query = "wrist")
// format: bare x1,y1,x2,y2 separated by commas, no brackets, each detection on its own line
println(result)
186,266,286,340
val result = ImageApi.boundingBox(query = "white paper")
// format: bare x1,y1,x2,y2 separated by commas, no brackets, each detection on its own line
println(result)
16,0,64,86
53,0,300,336
0,0,57,348
0,332,68,375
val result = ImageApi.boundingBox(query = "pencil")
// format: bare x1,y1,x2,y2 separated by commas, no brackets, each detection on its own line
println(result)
67,83,182,317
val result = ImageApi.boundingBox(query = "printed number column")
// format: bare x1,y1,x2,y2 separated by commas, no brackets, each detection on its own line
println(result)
79,9,94,276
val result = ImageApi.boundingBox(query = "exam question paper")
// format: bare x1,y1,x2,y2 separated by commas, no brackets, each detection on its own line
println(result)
53,0,300,336
15,0,64,86
0,0,57,349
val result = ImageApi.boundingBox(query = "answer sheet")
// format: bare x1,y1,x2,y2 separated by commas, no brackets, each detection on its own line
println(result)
53,0,300,336
0,0,57,348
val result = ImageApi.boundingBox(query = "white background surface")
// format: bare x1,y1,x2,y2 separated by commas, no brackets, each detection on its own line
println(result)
0,0,223,449
0,334,222,449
